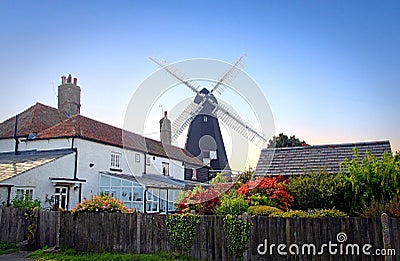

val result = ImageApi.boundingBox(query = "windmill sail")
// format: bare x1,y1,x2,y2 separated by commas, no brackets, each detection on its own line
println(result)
211,54,246,95
212,102,267,148
149,57,201,94
171,102,204,142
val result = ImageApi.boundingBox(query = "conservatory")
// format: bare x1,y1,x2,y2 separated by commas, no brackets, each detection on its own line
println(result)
99,172,183,213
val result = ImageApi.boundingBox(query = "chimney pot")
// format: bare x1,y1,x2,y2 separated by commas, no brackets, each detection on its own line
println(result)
73,78,78,85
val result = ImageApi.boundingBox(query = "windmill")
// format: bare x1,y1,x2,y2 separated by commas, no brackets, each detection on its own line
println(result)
150,56,267,174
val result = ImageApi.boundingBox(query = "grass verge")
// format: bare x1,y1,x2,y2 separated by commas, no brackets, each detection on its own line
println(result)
26,247,195,261
0,241,18,255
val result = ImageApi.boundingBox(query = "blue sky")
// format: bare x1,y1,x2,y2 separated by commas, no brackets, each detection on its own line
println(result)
0,0,399,152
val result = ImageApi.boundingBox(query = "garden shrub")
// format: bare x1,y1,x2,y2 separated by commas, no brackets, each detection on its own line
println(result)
363,198,400,218
215,193,248,215
340,150,400,214
165,213,200,255
307,209,348,218
223,214,253,259
286,171,347,212
177,186,221,215
71,194,133,213
249,194,277,207
237,176,293,210
270,210,308,218
10,194,41,210
247,205,283,216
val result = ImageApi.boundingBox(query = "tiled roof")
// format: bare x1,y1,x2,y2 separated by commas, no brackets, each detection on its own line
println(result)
1,103,203,166
37,114,148,152
36,114,203,166
255,140,392,176
0,149,74,182
145,138,203,166
0,103,67,139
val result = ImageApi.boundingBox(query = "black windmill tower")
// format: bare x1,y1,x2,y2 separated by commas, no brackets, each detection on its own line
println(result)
150,56,267,177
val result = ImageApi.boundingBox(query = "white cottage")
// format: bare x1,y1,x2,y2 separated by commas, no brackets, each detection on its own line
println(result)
0,75,206,212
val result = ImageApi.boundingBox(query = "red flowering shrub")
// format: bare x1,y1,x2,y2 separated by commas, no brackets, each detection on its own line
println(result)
237,176,293,210
177,186,221,215
71,194,134,214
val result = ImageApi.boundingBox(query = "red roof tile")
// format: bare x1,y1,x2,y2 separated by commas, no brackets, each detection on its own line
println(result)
2,103,203,166
0,103,67,139
37,115,203,166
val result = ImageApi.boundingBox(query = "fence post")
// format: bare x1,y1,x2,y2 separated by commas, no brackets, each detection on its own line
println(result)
55,211,61,248
137,213,142,254
381,213,392,261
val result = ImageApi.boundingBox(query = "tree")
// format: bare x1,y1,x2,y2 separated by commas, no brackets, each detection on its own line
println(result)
267,133,308,148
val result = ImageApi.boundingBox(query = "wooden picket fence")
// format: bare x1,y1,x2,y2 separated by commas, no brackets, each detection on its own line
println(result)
0,206,398,260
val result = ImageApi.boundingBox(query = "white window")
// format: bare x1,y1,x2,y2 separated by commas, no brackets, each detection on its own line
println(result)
100,174,144,211
146,188,159,212
162,162,169,176
135,153,141,163
203,116,208,122
168,190,181,212
54,187,68,210
15,187,34,199
191,168,197,180
111,152,121,169
210,150,217,160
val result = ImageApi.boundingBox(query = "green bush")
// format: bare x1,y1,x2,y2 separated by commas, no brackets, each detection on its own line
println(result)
223,214,253,259
10,194,41,210
340,150,400,214
286,171,347,212
165,213,200,255
307,209,348,218
249,194,277,207
215,194,248,215
270,210,309,218
247,205,283,216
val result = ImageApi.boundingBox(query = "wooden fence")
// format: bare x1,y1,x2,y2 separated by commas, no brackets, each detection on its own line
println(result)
0,206,398,260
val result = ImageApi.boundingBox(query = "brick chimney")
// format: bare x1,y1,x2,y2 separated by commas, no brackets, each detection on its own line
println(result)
58,74,81,117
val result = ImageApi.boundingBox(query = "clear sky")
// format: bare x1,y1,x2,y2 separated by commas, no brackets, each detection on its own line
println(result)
0,0,399,154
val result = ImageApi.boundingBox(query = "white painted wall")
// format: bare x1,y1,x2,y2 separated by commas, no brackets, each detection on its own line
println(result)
0,138,16,152
0,136,188,209
145,155,185,180
0,153,77,209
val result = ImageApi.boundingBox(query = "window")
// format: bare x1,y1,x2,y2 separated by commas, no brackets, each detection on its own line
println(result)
146,156,151,165
210,150,217,160
168,190,181,212
110,152,121,170
162,162,169,176
203,116,208,122
15,187,34,199
146,188,159,212
54,187,68,209
191,168,197,180
100,174,144,211
135,153,141,163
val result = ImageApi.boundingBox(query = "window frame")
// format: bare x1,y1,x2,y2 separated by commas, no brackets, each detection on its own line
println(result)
110,151,122,171
15,187,34,199
162,162,170,176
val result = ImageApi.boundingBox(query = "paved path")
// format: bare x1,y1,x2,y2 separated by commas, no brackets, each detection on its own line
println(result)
0,251,33,260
